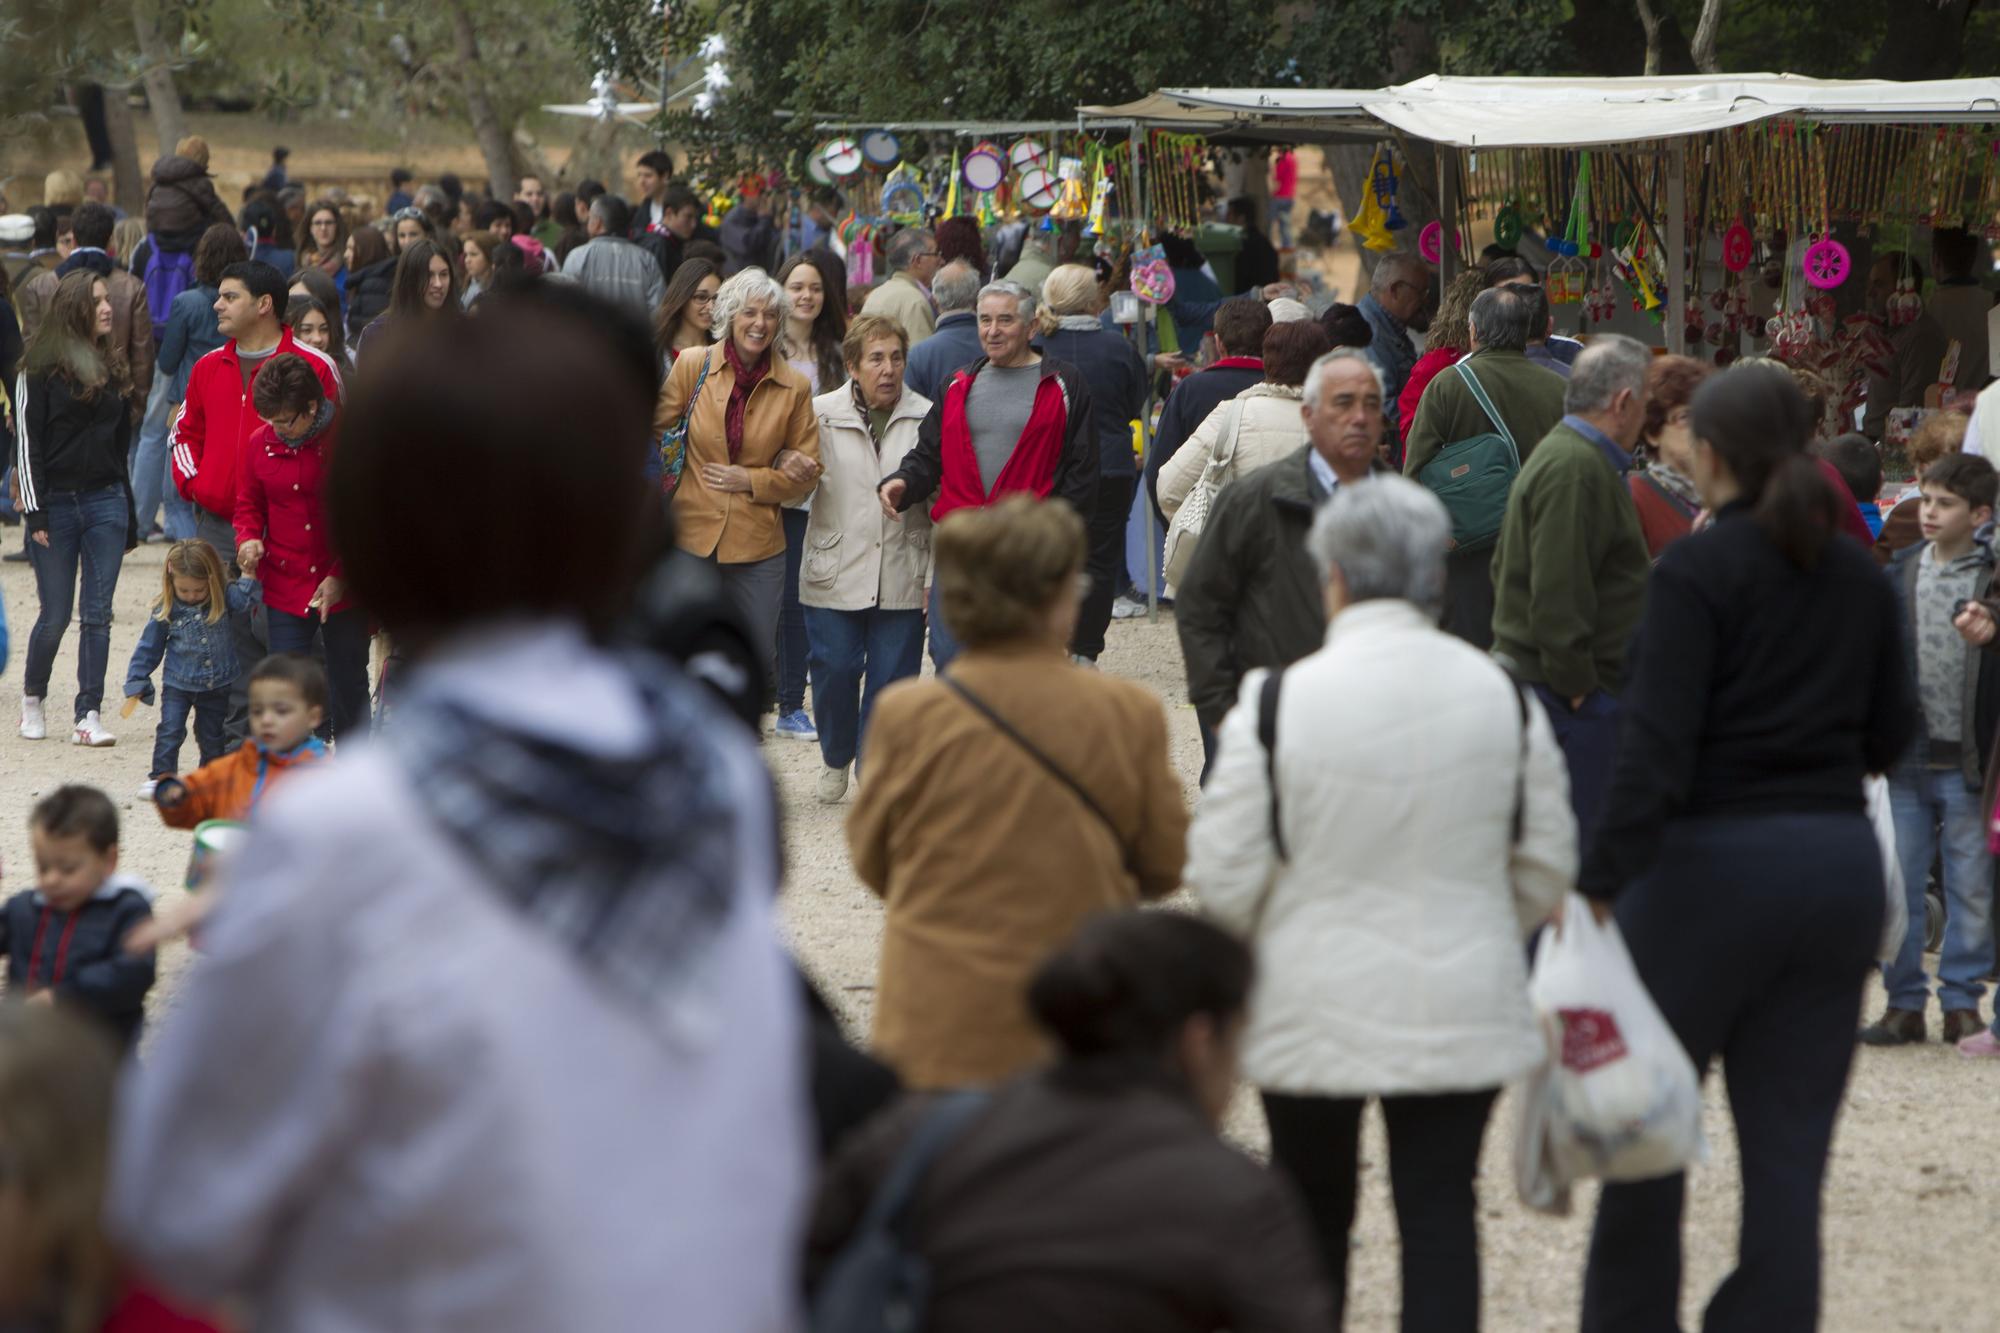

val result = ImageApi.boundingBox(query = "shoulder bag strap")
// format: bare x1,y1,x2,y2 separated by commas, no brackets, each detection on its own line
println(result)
677,349,713,431
1453,360,1519,463
1258,668,1287,862
940,673,1136,872
857,1091,990,1240
1210,399,1247,473
1503,666,1530,845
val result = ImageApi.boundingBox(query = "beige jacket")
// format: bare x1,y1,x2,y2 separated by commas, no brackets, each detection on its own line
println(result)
800,383,935,612
1157,381,1306,520
848,646,1189,1089
860,272,937,349
656,343,819,565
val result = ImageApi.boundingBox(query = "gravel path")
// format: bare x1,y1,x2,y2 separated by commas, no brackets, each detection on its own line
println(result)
2,542,1990,1330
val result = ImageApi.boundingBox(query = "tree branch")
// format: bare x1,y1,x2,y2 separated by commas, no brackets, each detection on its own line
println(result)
1634,0,1662,76
1690,0,1724,74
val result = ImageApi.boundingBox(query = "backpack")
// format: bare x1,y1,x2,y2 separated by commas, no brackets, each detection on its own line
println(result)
810,1091,990,1333
1414,360,1521,554
1162,398,1245,589
143,237,196,344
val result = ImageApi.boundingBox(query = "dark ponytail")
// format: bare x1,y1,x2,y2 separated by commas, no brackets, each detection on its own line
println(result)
1026,911,1253,1063
1691,365,1841,568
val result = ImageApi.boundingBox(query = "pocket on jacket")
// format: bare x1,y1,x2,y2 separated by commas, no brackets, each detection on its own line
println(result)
804,532,842,585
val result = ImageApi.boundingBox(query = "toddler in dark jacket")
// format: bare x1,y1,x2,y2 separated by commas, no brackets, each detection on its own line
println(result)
2,786,155,1049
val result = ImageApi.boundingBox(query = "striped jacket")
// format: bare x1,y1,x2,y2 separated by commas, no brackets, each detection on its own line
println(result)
171,329,342,521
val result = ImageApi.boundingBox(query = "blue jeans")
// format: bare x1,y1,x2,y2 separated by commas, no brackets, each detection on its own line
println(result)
266,605,374,744
1531,684,1621,851
805,605,926,770
925,577,960,672
24,486,129,721
1884,764,1994,1013
151,684,228,778
132,376,194,539
778,508,811,714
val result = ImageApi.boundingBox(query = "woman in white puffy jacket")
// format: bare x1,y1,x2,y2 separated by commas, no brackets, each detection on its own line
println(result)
1186,476,1575,1333
1156,319,1332,520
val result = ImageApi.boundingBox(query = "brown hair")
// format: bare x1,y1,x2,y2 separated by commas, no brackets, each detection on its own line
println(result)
295,198,349,266
1922,451,1998,512
251,352,326,420
157,539,230,625
251,652,330,712
932,495,1086,648
1262,320,1333,388
29,785,119,854
348,224,392,272
775,251,847,387
23,271,127,401
841,313,907,369
1699,365,1841,568
1212,296,1272,358
193,221,248,288
654,257,721,356
1427,269,1488,356
1909,411,1969,474
1641,355,1712,450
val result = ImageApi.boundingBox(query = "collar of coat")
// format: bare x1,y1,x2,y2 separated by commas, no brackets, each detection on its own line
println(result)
816,380,928,430
695,341,809,397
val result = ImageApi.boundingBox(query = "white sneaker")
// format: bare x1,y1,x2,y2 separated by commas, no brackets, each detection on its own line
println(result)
816,765,850,804
136,779,159,800
18,698,45,741
71,711,115,747
1111,595,1148,619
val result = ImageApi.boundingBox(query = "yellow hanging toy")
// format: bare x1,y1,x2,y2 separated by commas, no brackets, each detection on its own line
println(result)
1350,146,1395,252
1051,156,1088,222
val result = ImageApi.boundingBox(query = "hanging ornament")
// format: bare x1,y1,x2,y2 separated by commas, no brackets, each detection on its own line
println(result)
1009,138,1050,176
1350,146,1396,252
860,130,902,172
1130,244,1175,303
1018,166,1060,213
1050,156,1088,221
1722,219,1754,273
1085,170,1113,236
1373,147,1407,230
1801,237,1851,290
821,138,864,180
961,142,1005,193
1493,203,1523,249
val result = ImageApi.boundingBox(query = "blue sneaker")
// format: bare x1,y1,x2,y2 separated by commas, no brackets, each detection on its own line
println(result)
774,709,818,741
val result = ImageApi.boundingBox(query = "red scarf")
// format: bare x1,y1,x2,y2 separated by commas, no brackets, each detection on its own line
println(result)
933,364,1071,522
722,338,770,463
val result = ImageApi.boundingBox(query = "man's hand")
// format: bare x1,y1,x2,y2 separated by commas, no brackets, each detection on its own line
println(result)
772,449,821,485
1152,352,1188,374
237,539,265,577
309,575,344,622
700,463,754,494
878,477,907,520
1570,695,1587,711
1956,601,1997,647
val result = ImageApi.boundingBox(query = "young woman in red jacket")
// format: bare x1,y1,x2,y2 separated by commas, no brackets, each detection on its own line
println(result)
233,353,370,742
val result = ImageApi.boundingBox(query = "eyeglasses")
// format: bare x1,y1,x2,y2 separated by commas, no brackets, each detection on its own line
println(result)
691,292,716,305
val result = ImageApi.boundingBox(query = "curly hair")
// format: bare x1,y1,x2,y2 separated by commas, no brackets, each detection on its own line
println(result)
1641,355,1712,450
1424,269,1487,355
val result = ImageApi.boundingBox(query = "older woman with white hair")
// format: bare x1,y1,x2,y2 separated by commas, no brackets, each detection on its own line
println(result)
1187,475,1575,1332
656,265,821,707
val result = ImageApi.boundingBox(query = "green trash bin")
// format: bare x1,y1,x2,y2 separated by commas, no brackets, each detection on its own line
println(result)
1195,221,1245,296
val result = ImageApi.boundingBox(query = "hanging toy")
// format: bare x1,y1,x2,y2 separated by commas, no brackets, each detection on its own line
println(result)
1018,166,1061,214
1350,146,1395,252
1130,244,1175,304
1373,147,1407,231
1722,219,1754,273
1417,220,1456,265
1086,173,1113,237
1492,202,1523,250
1546,151,1592,304
1050,156,1088,222
1802,237,1851,291
942,145,961,220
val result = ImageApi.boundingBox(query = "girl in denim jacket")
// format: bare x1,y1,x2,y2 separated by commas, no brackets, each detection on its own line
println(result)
124,540,258,797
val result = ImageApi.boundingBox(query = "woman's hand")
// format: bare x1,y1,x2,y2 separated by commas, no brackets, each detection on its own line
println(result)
237,539,265,577
309,575,344,621
1955,601,1997,647
772,449,821,485
29,529,48,547
700,463,755,494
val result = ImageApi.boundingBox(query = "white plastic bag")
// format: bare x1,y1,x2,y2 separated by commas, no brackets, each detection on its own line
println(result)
1867,775,1906,963
1515,894,1705,1215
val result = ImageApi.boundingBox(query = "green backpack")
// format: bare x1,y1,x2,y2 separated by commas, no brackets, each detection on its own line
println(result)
1416,360,1521,554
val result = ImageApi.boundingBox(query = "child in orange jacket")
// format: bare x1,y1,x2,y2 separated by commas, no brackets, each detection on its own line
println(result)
154,654,330,828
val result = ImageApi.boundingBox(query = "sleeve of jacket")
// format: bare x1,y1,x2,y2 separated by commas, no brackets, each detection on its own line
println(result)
58,894,156,1021
746,385,821,505
1175,482,1257,730
156,295,192,384
233,443,268,552
170,369,205,501
1401,376,1453,477
1520,465,1603,699
125,616,169,703
16,372,50,531
156,749,244,828
1510,691,1578,934
125,285,155,406
1216,1171,1341,1333
1158,400,1225,520
884,392,945,512
1146,382,1196,509
651,346,699,437
1050,368,1098,518
1186,670,1281,933
1864,567,1920,775
1128,691,1189,902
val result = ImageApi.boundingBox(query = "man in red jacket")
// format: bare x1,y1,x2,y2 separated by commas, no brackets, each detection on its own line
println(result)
171,259,343,743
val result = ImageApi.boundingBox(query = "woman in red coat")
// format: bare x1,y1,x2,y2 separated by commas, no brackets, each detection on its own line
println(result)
1628,355,1712,559
233,352,370,742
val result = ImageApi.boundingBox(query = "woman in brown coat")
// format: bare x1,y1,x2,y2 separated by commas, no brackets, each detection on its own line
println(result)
847,497,1188,1089
655,265,820,699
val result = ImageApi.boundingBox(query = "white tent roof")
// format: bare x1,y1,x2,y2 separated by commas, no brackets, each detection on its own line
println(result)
1146,75,2000,149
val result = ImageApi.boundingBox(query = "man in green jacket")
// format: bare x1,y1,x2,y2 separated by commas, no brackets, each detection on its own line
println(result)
1490,333,1653,843
1402,285,1566,646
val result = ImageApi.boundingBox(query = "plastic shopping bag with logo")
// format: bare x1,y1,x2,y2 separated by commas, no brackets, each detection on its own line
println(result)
1515,894,1705,1215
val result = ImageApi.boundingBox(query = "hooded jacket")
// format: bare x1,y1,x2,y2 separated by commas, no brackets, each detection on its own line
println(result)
171,328,343,520
145,155,235,243
156,734,330,827
344,256,397,340
882,356,1097,525
1,875,156,1048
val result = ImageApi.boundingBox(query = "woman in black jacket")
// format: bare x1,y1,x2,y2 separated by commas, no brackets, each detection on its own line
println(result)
343,225,396,341
1577,366,1917,1333
15,270,138,747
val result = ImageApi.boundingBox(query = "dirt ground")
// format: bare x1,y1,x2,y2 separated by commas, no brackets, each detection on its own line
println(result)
0,536,1992,1331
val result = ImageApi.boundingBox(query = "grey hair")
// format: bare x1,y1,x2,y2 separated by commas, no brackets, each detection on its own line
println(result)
1468,286,1533,352
977,279,1036,322
709,266,786,341
933,260,982,314
1306,475,1451,613
885,227,932,272
1302,347,1387,412
1565,333,1652,414
1370,251,1428,294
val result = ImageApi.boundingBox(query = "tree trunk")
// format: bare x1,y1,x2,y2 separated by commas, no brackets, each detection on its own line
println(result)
101,85,147,216
1635,0,1663,76
133,0,187,158
1690,0,1724,74
1868,0,1975,79
445,0,516,200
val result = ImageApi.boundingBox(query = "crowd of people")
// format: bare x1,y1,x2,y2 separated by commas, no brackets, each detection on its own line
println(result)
0,130,1991,1333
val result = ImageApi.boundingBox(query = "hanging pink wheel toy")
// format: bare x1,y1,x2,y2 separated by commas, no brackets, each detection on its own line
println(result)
1722,221,1753,273
1802,237,1850,290
1418,220,1450,264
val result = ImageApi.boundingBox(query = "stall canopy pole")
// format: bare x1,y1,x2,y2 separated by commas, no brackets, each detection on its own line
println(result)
1438,149,1460,284
1131,119,1161,620
1667,140,1688,355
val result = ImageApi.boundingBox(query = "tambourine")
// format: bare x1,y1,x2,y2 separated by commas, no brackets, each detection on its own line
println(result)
962,142,1006,192
861,130,902,170
1018,166,1060,211
881,177,925,217
821,138,864,179
805,153,833,186
1010,138,1050,175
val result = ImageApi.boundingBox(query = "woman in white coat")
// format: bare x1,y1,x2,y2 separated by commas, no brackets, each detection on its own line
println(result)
801,313,934,803
1186,476,1575,1333
1157,319,1332,520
